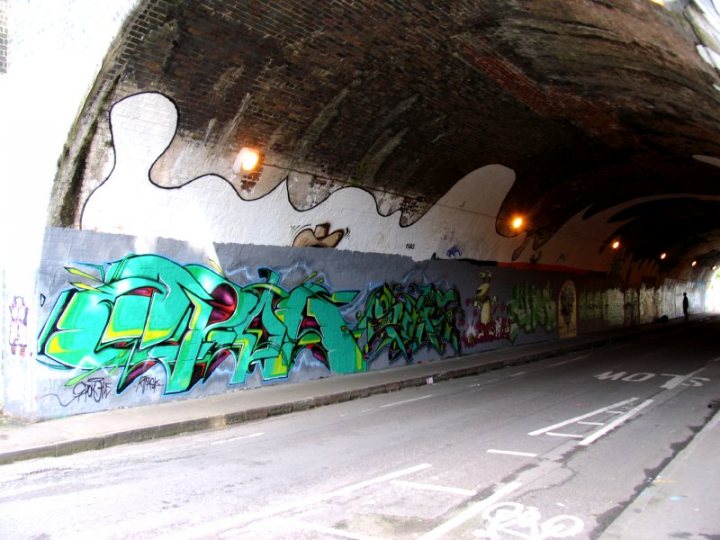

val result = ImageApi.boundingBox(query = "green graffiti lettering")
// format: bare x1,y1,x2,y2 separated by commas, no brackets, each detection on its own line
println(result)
506,282,557,341
357,283,461,361
38,255,366,394
38,255,462,395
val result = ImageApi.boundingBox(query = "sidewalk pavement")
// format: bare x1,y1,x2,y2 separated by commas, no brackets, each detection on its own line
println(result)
1,320,666,466
598,405,720,540
0,317,718,538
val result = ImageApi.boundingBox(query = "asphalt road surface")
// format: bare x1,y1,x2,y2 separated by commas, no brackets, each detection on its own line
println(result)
1,319,719,539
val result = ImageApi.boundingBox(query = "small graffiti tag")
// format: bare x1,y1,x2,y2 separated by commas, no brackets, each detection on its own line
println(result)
42,377,112,408
136,375,163,394
9,296,29,356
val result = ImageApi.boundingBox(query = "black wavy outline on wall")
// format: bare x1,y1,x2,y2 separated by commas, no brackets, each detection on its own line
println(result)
79,91,423,231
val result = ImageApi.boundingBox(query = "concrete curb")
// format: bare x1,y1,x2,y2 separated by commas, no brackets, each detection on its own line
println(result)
0,320,689,465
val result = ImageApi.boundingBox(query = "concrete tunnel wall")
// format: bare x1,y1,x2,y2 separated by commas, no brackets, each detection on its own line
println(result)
0,1,705,420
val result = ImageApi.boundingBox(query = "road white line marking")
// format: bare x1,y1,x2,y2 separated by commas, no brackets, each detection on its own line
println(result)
510,371,527,377
660,368,706,389
391,480,477,497
469,378,499,387
606,410,626,414
380,395,434,408
419,482,522,540
550,355,588,367
158,463,432,539
547,432,584,439
577,421,604,426
486,449,538,458
210,432,264,445
579,399,654,446
528,397,638,436
275,518,386,540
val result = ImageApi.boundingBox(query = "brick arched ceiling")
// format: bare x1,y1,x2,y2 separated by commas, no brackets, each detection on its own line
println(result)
51,0,720,274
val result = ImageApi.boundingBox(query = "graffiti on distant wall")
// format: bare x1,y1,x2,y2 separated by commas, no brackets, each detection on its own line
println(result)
558,280,577,339
37,255,461,397
460,272,514,346
356,282,460,361
507,282,557,341
461,277,558,345
9,296,29,356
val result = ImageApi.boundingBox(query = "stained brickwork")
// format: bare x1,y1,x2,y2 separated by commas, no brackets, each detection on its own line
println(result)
50,0,720,266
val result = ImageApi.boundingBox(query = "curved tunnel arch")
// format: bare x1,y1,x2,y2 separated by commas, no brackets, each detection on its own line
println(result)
5,0,720,419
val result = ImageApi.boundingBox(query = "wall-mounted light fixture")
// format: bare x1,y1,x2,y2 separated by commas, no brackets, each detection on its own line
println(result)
510,215,524,231
691,260,697,267
660,252,667,260
611,240,620,250
232,147,261,174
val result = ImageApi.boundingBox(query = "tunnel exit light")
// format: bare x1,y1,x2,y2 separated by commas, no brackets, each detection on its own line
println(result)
232,147,261,173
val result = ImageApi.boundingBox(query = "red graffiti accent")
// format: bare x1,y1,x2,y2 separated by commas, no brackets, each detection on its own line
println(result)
127,287,159,297
209,284,238,324
117,360,158,392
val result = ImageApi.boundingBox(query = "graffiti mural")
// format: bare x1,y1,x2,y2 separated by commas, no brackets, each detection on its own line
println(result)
37,255,462,396
356,282,461,362
9,296,29,356
460,272,514,346
507,282,557,341
558,280,577,339
38,255,365,395
292,223,347,248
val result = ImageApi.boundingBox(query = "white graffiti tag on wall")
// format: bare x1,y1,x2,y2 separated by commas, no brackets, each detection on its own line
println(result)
474,502,584,540
9,296,29,356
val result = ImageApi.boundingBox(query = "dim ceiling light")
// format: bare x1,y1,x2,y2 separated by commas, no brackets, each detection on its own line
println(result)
510,215,524,231
660,252,667,260
611,240,620,250
232,147,260,173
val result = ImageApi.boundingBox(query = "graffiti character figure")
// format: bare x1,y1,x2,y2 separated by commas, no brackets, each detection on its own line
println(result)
473,272,495,325
9,296,29,356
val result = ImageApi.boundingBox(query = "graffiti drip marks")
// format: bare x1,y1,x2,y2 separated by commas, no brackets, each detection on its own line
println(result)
38,255,365,395
357,282,461,361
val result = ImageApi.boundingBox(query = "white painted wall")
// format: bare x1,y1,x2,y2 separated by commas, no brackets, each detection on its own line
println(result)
0,0,138,413
81,92,645,273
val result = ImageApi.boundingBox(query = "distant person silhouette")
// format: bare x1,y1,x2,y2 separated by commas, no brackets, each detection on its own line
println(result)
682,292,689,321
